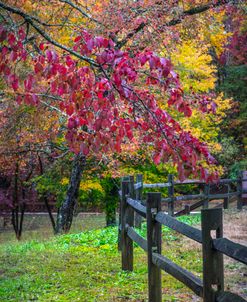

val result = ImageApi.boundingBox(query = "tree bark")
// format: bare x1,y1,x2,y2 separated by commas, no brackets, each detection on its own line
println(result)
56,153,86,234
38,156,56,232
12,162,19,239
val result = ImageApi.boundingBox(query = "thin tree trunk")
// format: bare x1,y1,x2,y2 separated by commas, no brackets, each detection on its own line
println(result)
56,153,86,234
17,203,25,240
11,209,17,235
44,195,56,232
12,162,19,239
38,156,56,232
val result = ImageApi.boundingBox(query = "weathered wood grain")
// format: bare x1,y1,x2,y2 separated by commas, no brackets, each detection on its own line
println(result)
155,211,202,243
134,182,143,190
134,174,144,228
168,174,175,216
126,198,146,218
213,238,247,265
143,182,171,188
216,291,247,302
201,208,224,302
152,253,203,297
127,226,148,252
121,179,134,271
146,192,162,302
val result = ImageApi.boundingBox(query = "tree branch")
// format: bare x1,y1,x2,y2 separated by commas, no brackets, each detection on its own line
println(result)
165,0,232,26
0,1,99,67
59,0,101,25
116,0,232,49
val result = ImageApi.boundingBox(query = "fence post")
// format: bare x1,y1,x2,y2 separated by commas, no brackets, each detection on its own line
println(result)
146,192,162,302
134,174,143,228
237,171,243,210
185,204,190,215
121,177,134,271
168,174,174,216
201,208,224,302
223,184,230,209
203,183,210,209
118,175,130,251
129,175,135,200
243,170,247,205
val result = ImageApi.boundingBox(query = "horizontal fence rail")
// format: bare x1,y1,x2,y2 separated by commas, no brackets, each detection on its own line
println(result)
127,226,147,252
134,182,143,190
126,198,146,218
216,291,246,302
213,238,247,265
155,211,202,243
143,182,171,188
152,252,203,297
119,175,247,302
144,178,247,187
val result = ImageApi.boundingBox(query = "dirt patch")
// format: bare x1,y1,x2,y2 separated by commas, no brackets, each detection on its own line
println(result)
223,208,247,245
184,207,247,300
222,208,247,299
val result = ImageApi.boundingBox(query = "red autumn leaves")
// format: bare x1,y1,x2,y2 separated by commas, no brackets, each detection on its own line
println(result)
0,25,219,181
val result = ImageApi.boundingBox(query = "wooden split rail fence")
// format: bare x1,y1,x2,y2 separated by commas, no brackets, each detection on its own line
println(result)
119,173,247,220
119,176,247,302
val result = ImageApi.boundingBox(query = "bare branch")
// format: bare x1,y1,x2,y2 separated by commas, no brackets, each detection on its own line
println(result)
59,0,101,25
39,100,66,116
0,1,99,67
53,150,70,159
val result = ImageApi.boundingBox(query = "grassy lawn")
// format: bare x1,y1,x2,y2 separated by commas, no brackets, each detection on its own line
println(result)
0,215,203,301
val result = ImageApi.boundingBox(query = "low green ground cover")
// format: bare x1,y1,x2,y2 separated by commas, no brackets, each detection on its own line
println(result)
0,215,202,302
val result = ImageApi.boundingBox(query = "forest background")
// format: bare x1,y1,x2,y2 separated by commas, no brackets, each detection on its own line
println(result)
0,0,246,238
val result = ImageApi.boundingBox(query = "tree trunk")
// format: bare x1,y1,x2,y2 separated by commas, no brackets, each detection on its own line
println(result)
38,156,56,233
17,203,25,240
12,162,19,239
44,195,56,232
56,153,86,234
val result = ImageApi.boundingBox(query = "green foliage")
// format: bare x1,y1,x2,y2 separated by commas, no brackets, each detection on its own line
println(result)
33,155,73,205
120,160,179,196
100,176,119,225
177,214,201,226
219,65,247,105
121,161,177,183
218,65,247,158
229,160,247,179
33,156,106,210
215,137,240,174
77,179,105,210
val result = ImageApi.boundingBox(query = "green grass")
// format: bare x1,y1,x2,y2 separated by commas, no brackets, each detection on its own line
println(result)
0,215,202,301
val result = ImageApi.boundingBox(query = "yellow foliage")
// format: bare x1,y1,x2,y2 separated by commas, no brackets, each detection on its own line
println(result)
60,177,104,193
201,10,231,56
61,178,69,185
79,180,104,194
22,0,33,11
169,41,216,92
159,17,232,158
178,93,231,147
